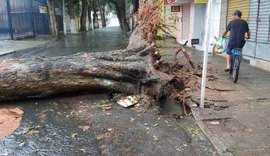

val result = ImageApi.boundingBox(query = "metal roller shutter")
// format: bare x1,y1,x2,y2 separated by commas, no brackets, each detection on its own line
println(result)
226,0,249,37
248,0,259,42
257,0,270,43
227,0,249,23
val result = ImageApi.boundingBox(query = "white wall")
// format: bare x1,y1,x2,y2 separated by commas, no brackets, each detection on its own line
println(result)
208,0,222,47
219,0,228,36
189,2,206,47
202,0,226,53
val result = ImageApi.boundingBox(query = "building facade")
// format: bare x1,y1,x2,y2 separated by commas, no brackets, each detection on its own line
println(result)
164,0,270,70
0,0,63,40
163,0,208,47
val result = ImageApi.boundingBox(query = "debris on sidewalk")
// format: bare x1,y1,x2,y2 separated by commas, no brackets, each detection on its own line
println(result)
117,96,138,108
0,107,23,140
23,125,42,135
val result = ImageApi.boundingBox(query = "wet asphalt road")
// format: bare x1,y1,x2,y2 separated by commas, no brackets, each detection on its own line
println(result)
0,27,216,156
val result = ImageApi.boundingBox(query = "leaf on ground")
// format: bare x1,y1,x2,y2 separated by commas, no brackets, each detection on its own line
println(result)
103,106,112,111
153,123,159,127
44,137,50,142
56,112,63,115
23,125,41,135
19,142,25,147
175,146,182,152
130,118,135,122
107,128,113,132
153,135,159,141
245,128,253,132
78,126,91,132
72,133,78,140
79,149,86,153
70,111,78,116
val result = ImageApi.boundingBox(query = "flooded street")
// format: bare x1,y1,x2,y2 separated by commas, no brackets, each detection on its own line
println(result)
0,27,216,155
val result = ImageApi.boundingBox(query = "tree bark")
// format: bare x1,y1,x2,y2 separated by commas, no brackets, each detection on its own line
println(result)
0,28,173,101
109,0,130,32
67,0,79,33
80,0,88,31
132,0,139,13
67,0,75,19
88,1,93,30
92,0,99,29
47,0,59,37
97,0,106,27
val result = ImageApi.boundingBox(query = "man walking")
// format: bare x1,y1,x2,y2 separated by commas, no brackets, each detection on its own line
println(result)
222,10,250,71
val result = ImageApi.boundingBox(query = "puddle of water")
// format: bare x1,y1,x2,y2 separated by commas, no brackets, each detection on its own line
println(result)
160,98,186,115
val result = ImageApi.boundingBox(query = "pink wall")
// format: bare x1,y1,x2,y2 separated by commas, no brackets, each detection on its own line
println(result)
182,3,191,41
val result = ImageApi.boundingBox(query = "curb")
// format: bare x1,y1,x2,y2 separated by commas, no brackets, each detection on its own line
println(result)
191,108,233,156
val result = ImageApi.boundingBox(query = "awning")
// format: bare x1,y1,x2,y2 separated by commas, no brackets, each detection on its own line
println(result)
164,0,190,5
194,0,208,3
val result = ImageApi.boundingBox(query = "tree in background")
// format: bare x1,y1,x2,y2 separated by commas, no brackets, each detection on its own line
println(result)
131,0,139,13
92,0,99,29
80,0,88,31
107,0,130,32
66,0,80,33
47,0,59,37
97,0,106,27
62,0,139,33
88,0,93,30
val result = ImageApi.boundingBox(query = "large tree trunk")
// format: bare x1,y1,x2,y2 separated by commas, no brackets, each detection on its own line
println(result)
92,0,99,29
97,0,106,27
68,0,78,34
110,0,130,32
131,0,139,30
0,28,172,101
0,2,191,104
80,0,88,31
88,2,93,30
132,0,139,13
47,0,59,37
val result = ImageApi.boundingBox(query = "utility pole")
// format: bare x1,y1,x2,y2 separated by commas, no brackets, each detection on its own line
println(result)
63,0,67,35
6,0,13,40
200,0,213,108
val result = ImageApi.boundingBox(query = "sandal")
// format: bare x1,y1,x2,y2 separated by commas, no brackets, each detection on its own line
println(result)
224,68,230,72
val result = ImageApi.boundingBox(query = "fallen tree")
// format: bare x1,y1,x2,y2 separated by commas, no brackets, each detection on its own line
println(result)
0,29,172,101
0,1,197,105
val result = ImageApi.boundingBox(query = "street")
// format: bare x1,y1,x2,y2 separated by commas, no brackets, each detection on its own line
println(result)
0,27,216,156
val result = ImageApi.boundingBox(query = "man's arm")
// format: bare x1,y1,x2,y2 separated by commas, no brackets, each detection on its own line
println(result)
246,31,251,39
222,30,228,38
246,22,250,39
222,22,231,38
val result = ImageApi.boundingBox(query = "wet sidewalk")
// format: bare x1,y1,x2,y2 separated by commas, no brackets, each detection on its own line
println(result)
159,38,270,156
0,35,55,56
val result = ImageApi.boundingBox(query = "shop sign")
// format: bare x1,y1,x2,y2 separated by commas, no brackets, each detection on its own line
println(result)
194,0,208,3
164,0,176,5
39,6,48,13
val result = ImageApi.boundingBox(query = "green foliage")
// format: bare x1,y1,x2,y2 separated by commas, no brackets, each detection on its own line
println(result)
74,1,81,17
112,93,122,101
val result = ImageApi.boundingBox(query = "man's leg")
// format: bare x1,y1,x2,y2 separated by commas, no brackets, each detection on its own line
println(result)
225,48,231,71
226,54,230,69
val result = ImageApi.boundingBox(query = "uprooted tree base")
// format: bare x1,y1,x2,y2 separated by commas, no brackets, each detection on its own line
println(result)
0,2,201,112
